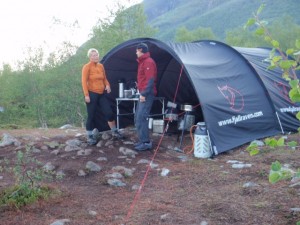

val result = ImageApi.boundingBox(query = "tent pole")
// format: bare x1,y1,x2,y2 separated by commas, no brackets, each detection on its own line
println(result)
275,111,284,134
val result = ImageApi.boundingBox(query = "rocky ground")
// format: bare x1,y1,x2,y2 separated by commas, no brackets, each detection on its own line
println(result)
0,127,300,225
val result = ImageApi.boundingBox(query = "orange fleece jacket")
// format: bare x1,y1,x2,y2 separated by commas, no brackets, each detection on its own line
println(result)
81,62,110,96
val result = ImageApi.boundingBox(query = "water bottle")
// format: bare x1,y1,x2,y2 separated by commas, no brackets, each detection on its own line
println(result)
194,122,212,158
118,80,124,98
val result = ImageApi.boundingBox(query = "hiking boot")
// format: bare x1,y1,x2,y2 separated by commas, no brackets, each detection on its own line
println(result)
112,130,125,140
134,141,152,151
134,142,143,147
87,135,97,145
92,128,100,141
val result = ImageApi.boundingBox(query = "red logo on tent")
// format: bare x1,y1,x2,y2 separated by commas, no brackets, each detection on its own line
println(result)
273,81,293,103
218,85,244,112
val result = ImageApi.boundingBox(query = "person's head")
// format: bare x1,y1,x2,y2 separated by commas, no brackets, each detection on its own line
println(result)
87,48,99,63
136,43,148,58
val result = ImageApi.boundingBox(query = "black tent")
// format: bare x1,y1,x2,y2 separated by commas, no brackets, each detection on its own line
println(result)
234,46,300,132
100,38,299,155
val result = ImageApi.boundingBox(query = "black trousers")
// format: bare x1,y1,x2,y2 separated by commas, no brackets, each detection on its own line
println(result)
85,91,114,131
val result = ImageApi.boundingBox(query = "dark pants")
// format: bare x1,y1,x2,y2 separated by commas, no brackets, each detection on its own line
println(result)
135,95,154,143
86,91,114,131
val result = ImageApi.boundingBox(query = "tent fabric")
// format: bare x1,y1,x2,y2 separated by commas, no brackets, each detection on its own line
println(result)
234,46,300,132
100,38,291,155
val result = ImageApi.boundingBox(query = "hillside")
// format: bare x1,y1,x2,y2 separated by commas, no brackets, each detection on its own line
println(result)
143,0,300,41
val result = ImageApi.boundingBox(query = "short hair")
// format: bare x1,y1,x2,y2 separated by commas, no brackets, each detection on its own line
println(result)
136,43,149,53
87,48,99,57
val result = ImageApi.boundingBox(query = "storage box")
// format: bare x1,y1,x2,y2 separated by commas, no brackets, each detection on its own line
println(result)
152,119,164,133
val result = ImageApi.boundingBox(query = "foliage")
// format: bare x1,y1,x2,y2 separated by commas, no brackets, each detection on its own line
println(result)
90,3,157,55
0,1,157,128
268,161,297,184
246,137,297,156
245,5,300,223
226,15,300,50
0,146,61,209
245,3,300,121
175,26,216,42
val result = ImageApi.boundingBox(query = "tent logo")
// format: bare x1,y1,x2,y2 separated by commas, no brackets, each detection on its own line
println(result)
273,81,293,104
218,85,244,112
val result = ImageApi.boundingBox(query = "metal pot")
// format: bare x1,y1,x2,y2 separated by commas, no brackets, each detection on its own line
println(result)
124,89,133,98
180,104,193,112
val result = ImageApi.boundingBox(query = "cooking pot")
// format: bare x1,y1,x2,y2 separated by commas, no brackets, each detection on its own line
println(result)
180,104,193,112
124,89,134,98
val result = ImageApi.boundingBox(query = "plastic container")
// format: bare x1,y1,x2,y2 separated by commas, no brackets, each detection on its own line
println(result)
194,122,212,158
148,118,153,129
153,119,164,133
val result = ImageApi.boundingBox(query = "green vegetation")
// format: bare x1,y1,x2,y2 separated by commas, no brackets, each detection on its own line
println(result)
0,1,299,128
146,0,300,42
0,146,61,209
0,2,156,128
245,4,300,223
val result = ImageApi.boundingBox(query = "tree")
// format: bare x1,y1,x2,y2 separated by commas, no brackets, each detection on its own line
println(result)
227,15,300,50
90,2,157,55
175,26,216,42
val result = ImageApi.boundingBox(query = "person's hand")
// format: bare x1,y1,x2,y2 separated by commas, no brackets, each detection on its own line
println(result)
85,96,90,103
105,86,111,93
139,95,146,102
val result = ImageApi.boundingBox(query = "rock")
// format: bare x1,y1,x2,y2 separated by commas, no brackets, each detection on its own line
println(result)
243,182,259,188
161,168,170,176
290,208,300,212
50,219,71,225
65,145,81,152
250,140,265,146
101,132,111,140
59,124,73,129
132,184,140,190
65,139,82,147
119,147,137,158
43,162,55,171
96,140,104,147
112,166,135,177
88,210,97,216
105,140,114,147
160,213,170,221
51,150,60,155
105,172,124,179
137,159,150,164
78,169,87,177
227,160,242,164
107,178,126,187
77,149,93,156
232,163,252,169
86,161,102,172
44,141,60,149
97,157,108,161
0,133,21,147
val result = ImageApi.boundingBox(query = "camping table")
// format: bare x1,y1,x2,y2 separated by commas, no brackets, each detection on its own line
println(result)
116,97,165,129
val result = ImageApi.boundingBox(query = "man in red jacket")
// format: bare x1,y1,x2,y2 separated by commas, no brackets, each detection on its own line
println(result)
134,43,157,151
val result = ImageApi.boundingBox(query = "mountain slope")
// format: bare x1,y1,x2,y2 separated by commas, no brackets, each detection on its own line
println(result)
143,0,300,41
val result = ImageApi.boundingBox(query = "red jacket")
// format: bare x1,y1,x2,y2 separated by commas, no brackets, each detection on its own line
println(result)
137,52,157,96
